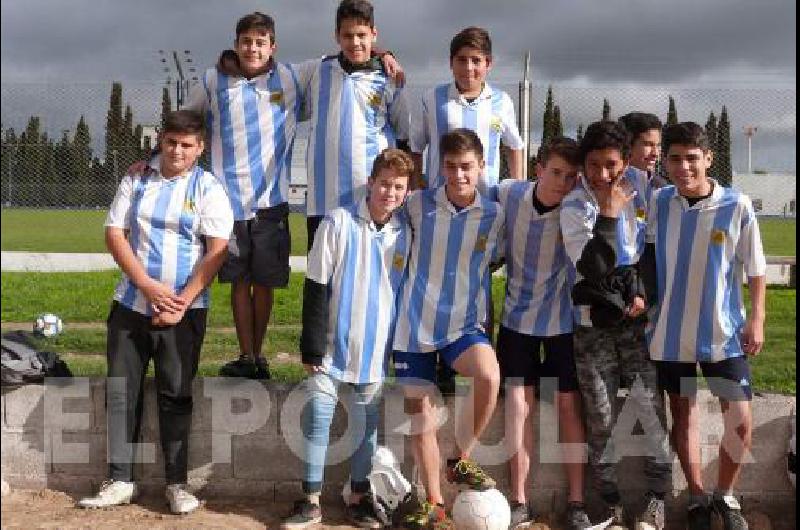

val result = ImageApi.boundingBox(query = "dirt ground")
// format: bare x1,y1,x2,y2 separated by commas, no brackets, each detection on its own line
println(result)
0,488,362,529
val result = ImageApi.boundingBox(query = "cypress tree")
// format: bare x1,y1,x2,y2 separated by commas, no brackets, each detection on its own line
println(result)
105,82,123,170
666,96,678,125
160,86,172,133
541,85,555,151
602,99,611,121
1,128,18,204
716,106,732,187
72,116,93,205
705,112,718,181
553,105,564,138
576,124,584,144
18,117,44,206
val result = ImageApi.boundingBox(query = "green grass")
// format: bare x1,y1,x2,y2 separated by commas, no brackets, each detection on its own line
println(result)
1,208,309,256
758,218,797,257
1,209,795,257
3,270,795,393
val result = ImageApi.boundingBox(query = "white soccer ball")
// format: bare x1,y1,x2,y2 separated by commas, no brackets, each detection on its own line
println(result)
33,313,63,337
451,488,511,530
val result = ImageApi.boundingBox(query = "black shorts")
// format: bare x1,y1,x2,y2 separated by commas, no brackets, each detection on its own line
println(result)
655,356,753,401
496,325,579,392
218,203,291,287
307,215,324,252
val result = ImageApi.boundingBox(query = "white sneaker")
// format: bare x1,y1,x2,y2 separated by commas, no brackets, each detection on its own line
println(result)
78,480,137,509
165,483,199,514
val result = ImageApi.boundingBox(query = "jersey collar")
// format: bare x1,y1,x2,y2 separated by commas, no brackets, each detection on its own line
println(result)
355,196,404,232
435,184,483,214
448,81,493,107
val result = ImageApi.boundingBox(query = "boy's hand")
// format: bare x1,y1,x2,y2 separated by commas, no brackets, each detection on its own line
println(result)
142,280,186,314
625,295,646,318
303,363,325,375
151,306,186,327
127,159,148,175
381,53,405,87
596,174,636,218
741,316,764,355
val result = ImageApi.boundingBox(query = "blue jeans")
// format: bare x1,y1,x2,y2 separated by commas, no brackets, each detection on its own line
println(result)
301,372,382,495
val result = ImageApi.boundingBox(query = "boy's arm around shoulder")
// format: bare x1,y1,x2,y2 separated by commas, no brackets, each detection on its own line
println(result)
560,192,617,282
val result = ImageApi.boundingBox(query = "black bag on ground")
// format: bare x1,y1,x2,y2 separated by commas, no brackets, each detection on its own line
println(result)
1,330,72,385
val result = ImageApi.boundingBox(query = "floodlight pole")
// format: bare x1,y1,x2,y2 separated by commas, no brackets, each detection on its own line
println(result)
743,125,757,174
518,51,531,180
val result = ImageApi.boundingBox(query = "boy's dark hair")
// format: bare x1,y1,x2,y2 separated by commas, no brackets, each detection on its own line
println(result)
579,121,631,163
371,148,414,180
162,110,206,139
663,122,710,152
538,136,580,167
336,0,374,32
235,12,276,43
618,112,662,141
440,128,484,161
450,27,492,60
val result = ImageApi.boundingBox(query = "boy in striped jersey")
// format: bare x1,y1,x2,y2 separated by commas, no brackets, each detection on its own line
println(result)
393,129,503,529
408,26,525,195
618,112,670,191
301,0,410,248
281,149,413,529
561,121,671,529
643,122,766,530
496,137,591,530
78,110,233,514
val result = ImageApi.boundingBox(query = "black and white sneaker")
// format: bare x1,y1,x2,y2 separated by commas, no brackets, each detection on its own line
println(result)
508,501,536,528
711,494,748,530
346,495,383,529
565,501,592,530
280,499,322,529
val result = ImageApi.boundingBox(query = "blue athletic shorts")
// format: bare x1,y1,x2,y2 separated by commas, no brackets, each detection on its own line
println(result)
655,356,752,401
393,332,491,385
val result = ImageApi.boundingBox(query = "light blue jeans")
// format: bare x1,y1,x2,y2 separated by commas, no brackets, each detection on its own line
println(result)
301,371,383,494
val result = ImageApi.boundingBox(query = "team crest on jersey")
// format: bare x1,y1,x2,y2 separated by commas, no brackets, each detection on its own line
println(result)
269,91,284,105
636,207,646,221
711,229,726,245
366,91,382,109
182,198,196,214
490,116,503,133
475,234,489,252
392,252,405,270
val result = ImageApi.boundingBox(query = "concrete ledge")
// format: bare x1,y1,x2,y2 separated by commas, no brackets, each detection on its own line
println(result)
1,379,796,528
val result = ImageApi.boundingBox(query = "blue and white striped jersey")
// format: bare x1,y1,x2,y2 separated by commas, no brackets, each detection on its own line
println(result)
560,167,651,326
300,57,409,217
306,198,411,384
409,82,523,195
393,187,504,353
498,180,574,337
186,63,302,220
105,164,234,315
645,182,766,363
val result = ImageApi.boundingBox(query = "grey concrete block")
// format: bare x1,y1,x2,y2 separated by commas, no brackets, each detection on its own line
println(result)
51,431,107,477
1,431,50,479
201,378,277,436
231,435,304,481
2,384,45,431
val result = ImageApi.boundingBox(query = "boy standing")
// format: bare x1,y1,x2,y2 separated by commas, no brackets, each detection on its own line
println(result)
78,110,233,514
409,26,525,195
302,0,409,247
644,122,766,530
281,149,413,529
619,111,670,190
393,129,503,529
560,121,671,529
496,137,591,529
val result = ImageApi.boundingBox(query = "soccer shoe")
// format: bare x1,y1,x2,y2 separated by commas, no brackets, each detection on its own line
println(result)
711,494,749,530
445,459,496,491
565,501,592,530
281,499,322,529
509,501,536,528
345,495,383,529
687,502,712,530
254,356,272,380
165,483,199,514
601,503,626,528
77,480,137,509
219,354,256,378
635,493,665,530
402,501,453,530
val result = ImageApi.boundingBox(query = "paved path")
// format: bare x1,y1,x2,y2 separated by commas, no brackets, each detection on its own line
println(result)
1,251,794,284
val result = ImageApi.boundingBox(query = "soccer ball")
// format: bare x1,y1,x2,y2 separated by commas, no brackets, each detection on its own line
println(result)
33,313,63,337
451,488,511,530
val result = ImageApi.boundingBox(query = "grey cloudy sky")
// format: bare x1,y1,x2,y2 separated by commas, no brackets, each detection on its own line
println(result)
1,0,796,171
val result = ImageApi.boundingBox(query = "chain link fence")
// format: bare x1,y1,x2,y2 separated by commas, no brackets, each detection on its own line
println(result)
1,81,795,250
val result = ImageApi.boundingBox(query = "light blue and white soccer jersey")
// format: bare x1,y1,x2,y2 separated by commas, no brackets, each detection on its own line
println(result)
105,164,234,315
560,167,651,326
498,180,573,337
409,82,523,195
186,63,302,220
645,182,766,363
393,187,504,353
299,57,409,217
306,198,411,384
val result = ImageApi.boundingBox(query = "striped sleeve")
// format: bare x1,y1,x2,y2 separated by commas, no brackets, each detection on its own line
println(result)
645,187,660,244
196,175,234,239
736,197,767,277
105,175,134,229
306,213,340,285
560,194,594,267
499,93,524,149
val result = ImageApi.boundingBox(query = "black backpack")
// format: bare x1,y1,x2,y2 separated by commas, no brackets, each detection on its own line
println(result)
1,330,72,385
